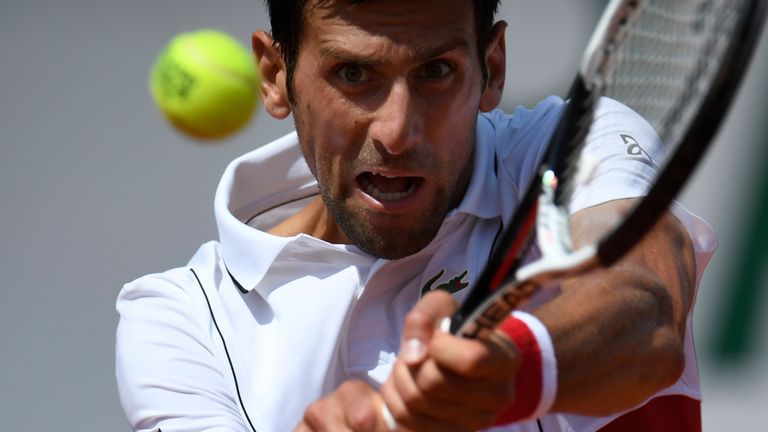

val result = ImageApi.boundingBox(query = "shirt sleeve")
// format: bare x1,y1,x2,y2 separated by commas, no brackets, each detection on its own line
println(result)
568,96,665,214
115,269,251,432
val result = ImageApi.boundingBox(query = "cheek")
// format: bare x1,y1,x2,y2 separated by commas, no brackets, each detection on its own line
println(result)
430,112,476,195
295,111,356,198
425,81,481,150
433,111,476,161
296,82,361,148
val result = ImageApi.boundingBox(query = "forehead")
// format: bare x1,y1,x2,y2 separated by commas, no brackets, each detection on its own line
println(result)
303,0,477,51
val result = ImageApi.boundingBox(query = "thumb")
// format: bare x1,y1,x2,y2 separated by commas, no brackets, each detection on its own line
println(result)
400,290,457,365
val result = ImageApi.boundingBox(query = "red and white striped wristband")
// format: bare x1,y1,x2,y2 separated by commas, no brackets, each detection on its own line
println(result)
494,311,557,425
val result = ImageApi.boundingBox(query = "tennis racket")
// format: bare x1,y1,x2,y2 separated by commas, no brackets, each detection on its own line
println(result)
449,0,767,339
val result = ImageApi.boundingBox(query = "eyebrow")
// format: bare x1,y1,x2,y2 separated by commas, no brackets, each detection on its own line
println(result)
319,36,471,65
319,45,384,66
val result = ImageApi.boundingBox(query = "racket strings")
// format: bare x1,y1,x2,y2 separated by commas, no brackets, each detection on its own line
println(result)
605,0,747,147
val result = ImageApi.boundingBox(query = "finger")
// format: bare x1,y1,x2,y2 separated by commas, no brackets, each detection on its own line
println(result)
381,379,474,432
400,290,458,366
294,421,312,432
342,385,386,431
390,357,512,419
301,398,351,432
339,381,391,432
300,381,386,432
383,365,497,431
428,326,520,379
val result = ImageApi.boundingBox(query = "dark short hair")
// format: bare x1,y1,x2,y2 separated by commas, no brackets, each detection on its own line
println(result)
263,0,501,102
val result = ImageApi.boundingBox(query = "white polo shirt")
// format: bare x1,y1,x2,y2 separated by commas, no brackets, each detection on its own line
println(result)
116,96,716,432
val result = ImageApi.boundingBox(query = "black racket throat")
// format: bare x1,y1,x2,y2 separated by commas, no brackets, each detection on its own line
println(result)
548,76,598,207
450,181,539,333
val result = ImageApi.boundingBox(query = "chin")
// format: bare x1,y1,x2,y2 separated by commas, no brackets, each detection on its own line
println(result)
350,223,440,259
363,242,424,260
323,189,446,259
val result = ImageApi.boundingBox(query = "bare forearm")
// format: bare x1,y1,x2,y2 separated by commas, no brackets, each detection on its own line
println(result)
535,205,696,415
537,267,685,414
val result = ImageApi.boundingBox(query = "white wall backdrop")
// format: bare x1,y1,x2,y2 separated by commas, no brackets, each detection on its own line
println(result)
0,1,765,430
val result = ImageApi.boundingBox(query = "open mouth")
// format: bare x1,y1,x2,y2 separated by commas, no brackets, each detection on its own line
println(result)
357,172,422,202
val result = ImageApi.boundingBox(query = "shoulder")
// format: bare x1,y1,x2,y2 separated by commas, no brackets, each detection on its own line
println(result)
473,97,565,211
590,96,661,144
479,96,564,141
115,241,254,431
478,96,565,166
116,241,222,319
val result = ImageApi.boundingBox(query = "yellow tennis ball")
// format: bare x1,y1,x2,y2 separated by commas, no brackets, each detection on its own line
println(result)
150,29,260,140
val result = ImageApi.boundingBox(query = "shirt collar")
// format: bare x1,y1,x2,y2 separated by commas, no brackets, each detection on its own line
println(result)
215,132,320,293
215,116,502,293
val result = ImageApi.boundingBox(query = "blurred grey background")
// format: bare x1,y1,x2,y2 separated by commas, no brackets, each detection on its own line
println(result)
1,1,765,430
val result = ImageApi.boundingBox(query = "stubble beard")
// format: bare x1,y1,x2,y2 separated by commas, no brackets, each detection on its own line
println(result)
316,145,474,260
319,180,449,259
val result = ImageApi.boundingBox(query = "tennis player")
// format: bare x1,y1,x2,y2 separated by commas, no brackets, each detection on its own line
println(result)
116,1,716,431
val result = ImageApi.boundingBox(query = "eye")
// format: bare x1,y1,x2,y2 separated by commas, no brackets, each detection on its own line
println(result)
422,61,452,80
337,64,368,83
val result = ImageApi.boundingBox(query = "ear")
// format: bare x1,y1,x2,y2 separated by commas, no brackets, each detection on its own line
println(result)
479,21,507,112
252,31,292,119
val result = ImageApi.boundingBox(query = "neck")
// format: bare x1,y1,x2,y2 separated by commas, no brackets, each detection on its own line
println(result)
268,196,351,244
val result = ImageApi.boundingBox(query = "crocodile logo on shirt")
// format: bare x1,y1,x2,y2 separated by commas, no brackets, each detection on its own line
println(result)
420,269,469,297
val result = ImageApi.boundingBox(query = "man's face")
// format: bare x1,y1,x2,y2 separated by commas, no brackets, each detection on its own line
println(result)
291,0,492,259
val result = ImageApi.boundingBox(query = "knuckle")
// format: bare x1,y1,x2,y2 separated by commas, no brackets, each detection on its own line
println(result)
453,343,488,375
416,366,446,397
399,385,424,409
423,288,456,304
388,402,410,423
303,401,326,423
347,408,377,431
337,380,359,398
403,309,432,331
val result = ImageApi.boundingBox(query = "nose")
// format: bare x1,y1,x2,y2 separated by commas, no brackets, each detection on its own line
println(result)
369,79,422,155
